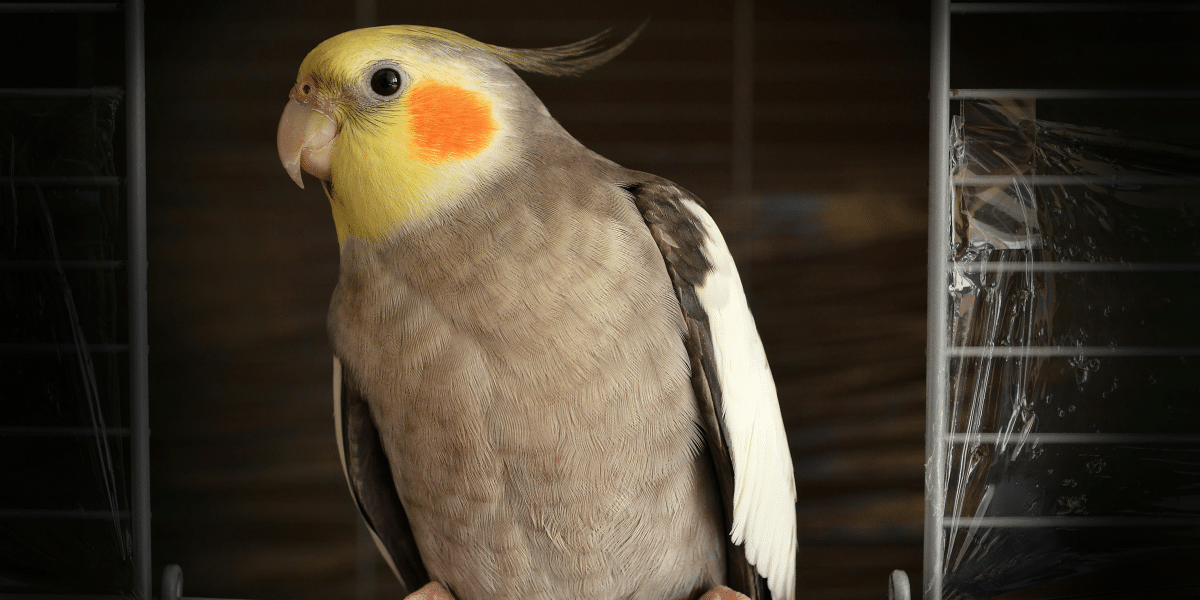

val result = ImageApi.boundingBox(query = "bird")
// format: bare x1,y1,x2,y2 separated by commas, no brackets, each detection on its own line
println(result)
276,24,796,600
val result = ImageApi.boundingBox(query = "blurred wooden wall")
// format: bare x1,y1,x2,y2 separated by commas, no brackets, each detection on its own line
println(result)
146,1,929,599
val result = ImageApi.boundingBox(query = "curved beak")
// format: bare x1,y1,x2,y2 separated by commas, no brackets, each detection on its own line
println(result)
277,90,339,189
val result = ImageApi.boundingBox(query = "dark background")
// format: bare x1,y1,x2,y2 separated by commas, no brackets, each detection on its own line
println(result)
9,0,1195,598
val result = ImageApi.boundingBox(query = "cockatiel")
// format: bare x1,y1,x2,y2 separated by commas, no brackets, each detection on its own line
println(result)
276,25,796,600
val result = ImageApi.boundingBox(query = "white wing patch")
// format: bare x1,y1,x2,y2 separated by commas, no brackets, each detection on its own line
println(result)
681,200,797,600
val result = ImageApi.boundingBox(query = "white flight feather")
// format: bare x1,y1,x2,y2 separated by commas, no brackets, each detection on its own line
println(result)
681,199,798,600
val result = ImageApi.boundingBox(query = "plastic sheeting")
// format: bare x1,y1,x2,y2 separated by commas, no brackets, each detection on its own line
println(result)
0,91,134,594
939,99,1200,598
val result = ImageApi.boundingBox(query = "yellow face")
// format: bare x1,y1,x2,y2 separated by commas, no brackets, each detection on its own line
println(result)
278,27,516,247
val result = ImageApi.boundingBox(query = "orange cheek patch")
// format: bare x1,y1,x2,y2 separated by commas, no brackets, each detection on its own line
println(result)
407,80,498,165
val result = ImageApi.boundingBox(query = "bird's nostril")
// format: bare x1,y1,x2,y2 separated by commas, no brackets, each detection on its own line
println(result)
301,83,312,95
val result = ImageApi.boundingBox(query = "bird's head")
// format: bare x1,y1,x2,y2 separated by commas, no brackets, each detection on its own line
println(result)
277,25,641,247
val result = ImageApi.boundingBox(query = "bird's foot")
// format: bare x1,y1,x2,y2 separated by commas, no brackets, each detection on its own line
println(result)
698,586,751,600
405,582,455,600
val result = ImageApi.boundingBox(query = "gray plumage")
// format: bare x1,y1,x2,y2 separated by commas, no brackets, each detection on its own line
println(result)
280,25,794,600
330,154,728,600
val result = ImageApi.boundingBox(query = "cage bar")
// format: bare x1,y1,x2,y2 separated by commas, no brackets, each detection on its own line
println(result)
125,0,151,595
947,433,1200,444
948,346,1200,357
953,89,1200,100
927,2,1200,598
0,0,149,596
951,3,1200,14
950,262,1200,273
925,2,952,599
940,516,1200,527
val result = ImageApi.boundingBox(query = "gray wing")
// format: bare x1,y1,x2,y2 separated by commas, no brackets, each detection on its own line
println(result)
624,176,773,600
334,356,430,593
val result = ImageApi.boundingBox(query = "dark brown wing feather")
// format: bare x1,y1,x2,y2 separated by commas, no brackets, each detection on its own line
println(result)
339,366,430,592
624,175,771,600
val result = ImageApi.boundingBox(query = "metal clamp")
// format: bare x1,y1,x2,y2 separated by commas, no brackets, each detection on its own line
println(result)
162,564,183,600
889,570,911,600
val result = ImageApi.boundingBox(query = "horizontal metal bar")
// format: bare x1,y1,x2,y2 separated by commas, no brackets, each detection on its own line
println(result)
952,3,1200,14
0,86,123,98
952,88,1200,100
0,176,122,186
0,343,129,353
949,346,1200,357
0,510,130,519
0,426,130,437
954,174,1200,186
950,261,1200,273
948,432,1200,444
0,260,124,270
941,516,1200,527
0,3,121,13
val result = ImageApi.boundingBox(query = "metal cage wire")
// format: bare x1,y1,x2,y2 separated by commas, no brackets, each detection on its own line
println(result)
926,2,1200,599
0,1,148,598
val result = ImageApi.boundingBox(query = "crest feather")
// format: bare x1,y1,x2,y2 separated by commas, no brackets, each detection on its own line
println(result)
485,22,647,76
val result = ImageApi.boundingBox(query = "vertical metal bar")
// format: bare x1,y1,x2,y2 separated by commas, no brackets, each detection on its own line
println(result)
926,0,952,598
125,0,151,597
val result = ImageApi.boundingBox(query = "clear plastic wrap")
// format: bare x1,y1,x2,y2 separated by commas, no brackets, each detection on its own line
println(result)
939,99,1200,598
0,91,134,594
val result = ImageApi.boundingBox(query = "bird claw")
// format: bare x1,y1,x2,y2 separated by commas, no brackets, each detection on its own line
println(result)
404,582,456,600
698,586,751,600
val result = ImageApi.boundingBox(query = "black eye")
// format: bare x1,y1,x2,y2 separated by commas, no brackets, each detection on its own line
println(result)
370,68,401,96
